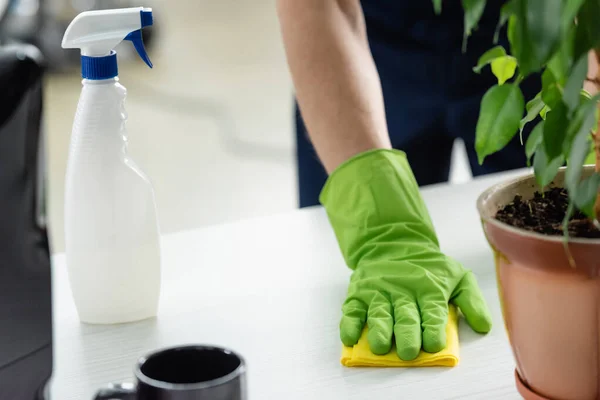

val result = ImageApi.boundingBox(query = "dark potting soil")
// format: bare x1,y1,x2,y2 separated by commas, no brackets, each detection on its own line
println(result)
495,187,600,238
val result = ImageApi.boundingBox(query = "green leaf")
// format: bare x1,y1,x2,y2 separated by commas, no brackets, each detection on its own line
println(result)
525,121,544,165
540,105,549,120
473,46,507,73
547,26,575,85
564,93,600,156
491,56,518,85
534,146,564,188
462,0,487,36
565,126,593,193
572,173,600,218
475,84,525,164
520,93,545,135
526,93,544,112
525,0,563,67
543,101,569,160
574,0,600,60
494,0,516,44
514,0,563,76
507,14,520,59
541,68,562,109
432,0,442,14
562,0,585,34
563,55,589,113
585,140,596,165
462,0,487,52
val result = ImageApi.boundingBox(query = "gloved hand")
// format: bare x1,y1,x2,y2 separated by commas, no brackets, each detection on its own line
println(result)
320,149,492,361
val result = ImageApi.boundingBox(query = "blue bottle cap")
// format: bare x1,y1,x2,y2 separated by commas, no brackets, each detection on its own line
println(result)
81,51,118,80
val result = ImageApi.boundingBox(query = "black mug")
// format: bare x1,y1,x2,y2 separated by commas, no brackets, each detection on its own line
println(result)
94,345,246,400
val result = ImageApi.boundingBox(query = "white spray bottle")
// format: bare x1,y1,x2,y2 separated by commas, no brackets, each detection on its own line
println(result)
62,7,160,324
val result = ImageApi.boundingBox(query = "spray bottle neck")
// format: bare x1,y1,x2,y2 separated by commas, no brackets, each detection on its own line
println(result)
81,51,118,80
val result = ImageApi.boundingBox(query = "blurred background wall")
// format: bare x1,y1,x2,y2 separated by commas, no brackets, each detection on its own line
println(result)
1,0,472,253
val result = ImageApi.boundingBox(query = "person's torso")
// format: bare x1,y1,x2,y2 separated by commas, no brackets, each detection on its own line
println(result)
357,0,541,143
361,0,505,54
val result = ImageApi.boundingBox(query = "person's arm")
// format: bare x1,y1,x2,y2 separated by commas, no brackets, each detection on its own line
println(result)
277,1,492,360
276,0,391,173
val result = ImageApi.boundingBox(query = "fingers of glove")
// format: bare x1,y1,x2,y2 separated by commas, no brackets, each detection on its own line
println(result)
452,271,493,334
418,294,448,353
393,296,421,361
340,298,367,347
367,293,394,355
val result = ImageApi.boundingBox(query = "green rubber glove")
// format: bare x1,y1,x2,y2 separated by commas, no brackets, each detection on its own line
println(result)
320,149,492,361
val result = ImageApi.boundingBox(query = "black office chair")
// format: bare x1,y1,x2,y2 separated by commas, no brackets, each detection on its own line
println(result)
0,44,53,399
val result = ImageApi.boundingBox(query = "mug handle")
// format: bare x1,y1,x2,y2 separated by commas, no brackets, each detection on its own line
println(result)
94,382,137,400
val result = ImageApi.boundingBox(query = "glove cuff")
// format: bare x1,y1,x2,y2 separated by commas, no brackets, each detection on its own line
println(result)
320,149,411,205
319,149,440,268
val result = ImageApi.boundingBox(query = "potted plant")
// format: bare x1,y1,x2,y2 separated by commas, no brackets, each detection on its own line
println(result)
437,0,600,399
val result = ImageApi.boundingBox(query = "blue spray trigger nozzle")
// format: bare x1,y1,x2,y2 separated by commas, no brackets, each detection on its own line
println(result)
141,9,153,27
125,29,152,68
124,9,153,68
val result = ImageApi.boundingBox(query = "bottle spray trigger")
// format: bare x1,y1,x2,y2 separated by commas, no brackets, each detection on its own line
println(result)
125,30,152,68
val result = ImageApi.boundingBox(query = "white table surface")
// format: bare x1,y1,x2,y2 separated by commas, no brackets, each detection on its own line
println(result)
50,169,531,400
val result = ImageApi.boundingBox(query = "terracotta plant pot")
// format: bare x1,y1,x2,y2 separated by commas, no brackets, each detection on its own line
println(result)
477,166,600,400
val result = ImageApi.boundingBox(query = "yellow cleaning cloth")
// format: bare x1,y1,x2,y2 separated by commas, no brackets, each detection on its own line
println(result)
341,305,459,367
